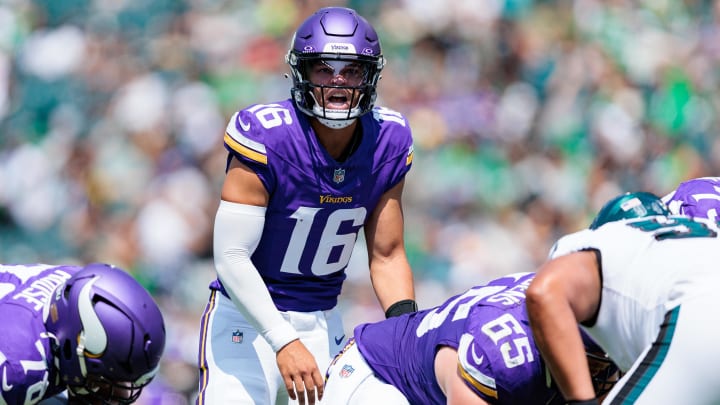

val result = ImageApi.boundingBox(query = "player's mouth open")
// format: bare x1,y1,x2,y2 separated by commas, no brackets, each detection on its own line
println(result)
326,94,349,108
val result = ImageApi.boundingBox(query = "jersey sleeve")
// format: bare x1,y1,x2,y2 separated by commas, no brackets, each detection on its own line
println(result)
457,331,500,402
223,107,276,192
0,308,54,404
548,228,595,259
372,107,414,189
457,304,549,404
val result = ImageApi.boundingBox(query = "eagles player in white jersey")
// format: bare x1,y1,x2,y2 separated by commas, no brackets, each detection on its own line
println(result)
527,191,720,404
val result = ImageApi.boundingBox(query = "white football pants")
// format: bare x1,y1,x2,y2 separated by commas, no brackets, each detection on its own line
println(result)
323,339,409,404
196,291,346,404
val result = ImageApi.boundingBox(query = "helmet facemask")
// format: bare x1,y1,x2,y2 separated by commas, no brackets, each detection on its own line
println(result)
581,330,620,399
586,351,620,398
287,52,384,128
543,347,620,404
68,373,152,405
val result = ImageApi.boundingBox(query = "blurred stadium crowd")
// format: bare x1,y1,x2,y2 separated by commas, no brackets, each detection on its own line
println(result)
1,0,719,402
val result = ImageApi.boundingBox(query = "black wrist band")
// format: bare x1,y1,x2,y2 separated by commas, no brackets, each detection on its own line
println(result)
566,399,598,405
385,299,418,318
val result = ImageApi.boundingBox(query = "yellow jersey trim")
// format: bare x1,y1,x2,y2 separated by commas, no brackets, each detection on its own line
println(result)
224,132,268,165
458,364,498,399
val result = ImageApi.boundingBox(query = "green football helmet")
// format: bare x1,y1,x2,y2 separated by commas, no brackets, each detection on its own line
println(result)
589,191,669,230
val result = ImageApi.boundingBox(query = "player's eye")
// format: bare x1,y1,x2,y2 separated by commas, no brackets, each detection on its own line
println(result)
340,65,363,79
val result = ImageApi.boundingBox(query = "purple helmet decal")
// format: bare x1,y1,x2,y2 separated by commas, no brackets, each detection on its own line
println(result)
286,7,385,128
45,263,166,403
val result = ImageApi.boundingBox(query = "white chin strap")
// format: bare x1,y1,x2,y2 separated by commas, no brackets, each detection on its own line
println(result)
317,116,356,129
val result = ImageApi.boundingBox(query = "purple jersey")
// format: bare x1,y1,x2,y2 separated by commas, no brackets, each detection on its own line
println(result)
0,264,79,404
211,100,414,311
662,177,720,221
354,273,558,405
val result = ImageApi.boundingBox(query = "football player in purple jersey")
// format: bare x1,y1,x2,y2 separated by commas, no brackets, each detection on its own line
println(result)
196,6,417,405
322,272,619,405
0,263,165,405
662,176,720,221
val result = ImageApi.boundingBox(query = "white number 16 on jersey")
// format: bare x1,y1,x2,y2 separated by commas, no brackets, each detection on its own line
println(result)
280,207,367,276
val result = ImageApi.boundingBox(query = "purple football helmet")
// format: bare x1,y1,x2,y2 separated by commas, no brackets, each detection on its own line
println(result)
662,177,720,221
286,7,385,128
45,263,166,404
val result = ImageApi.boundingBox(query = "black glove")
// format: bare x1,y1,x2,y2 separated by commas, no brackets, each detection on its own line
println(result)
384,299,418,318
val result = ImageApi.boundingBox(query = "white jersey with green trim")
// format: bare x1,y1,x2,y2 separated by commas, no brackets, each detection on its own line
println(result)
549,216,720,371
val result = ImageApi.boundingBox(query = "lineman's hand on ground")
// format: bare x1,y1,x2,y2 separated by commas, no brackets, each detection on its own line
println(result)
276,339,324,405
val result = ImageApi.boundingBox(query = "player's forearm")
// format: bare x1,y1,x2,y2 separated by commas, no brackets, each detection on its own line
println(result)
214,200,299,352
365,184,416,314
369,255,416,314
526,275,595,401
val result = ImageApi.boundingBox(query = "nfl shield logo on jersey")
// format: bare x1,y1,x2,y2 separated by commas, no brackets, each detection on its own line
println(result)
339,364,354,378
333,168,345,184
231,330,243,344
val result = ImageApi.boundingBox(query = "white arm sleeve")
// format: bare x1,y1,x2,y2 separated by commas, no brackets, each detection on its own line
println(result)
213,200,299,352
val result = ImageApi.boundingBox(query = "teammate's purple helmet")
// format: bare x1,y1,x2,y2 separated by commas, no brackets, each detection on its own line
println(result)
662,177,720,221
286,7,385,128
45,263,166,404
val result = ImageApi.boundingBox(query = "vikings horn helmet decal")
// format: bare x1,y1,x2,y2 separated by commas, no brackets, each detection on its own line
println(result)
76,277,108,356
